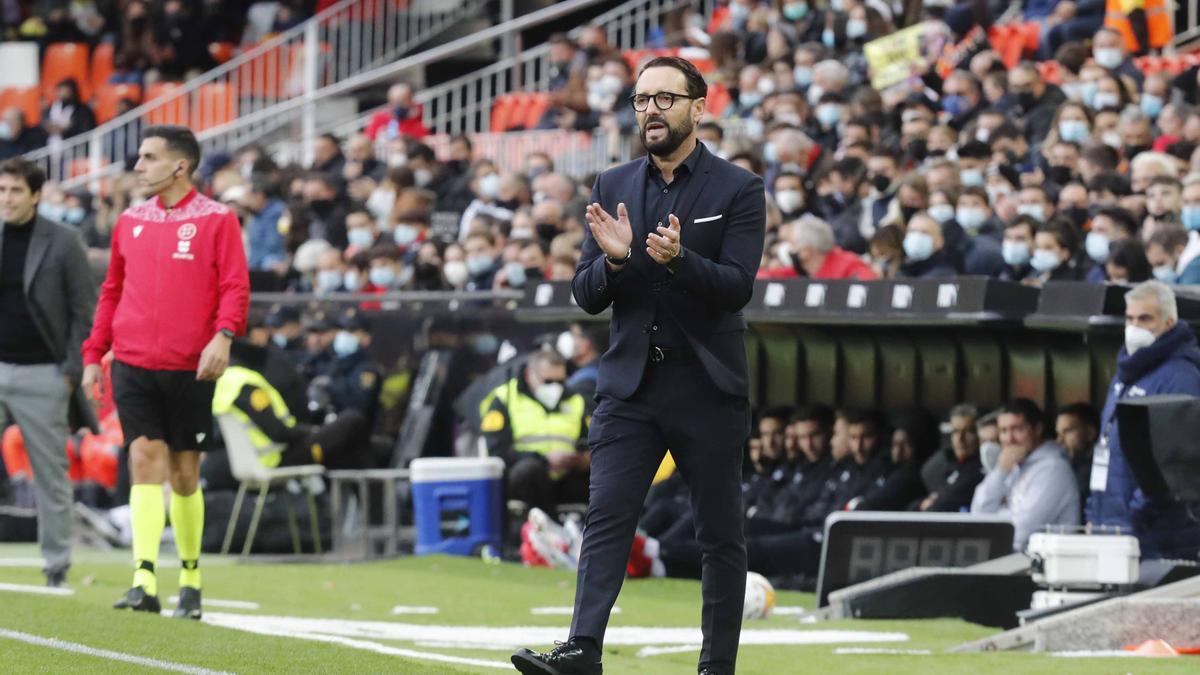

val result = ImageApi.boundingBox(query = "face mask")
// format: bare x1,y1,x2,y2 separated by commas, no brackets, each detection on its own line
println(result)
1094,48,1123,70
343,269,363,292
38,202,66,222
774,111,802,127
738,92,762,109
942,95,966,117
1102,131,1122,148
369,266,397,288
1017,204,1046,222
536,222,559,241
64,206,85,224
0,122,11,140
806,84,824,107
830,0,845,10
1091,92,1120,110
598,74,623,97
1002,240,1031,267
846,19,867,39
870,173,891,193
1183,206,1200,231
332,330,360,358
387,153,407,168
467,255,493,276
776,241,795,267
1016,92,1038,110
987,186,1011,204
757,77,776,96
478,173,501,199
414,168,433,187
903,231,935,261
783,2,808,20
743,117,765,140
367,189,395,222
1062,81,1084,102
316,269,342,294
534,381,565,410
1079,81,1098,108
348,228,375,248
821,28,835,49
1047,165,1074,186
793,65,813,88
504,261,527,287
393,224,420,246
728,2,750,21
927,203,954,224
272,333,288,349
443,260,468,286
762,141,778,164
1153,265,1178,283
1030,248,1061,273
1085,231,1111,263
1058,120,1089,143
1125,325,1157,355
816,103,842,127
955,206,987,231
1124,144,1150,160
900,205,919,223
960,168,985,187
775,189,804,214
1062,206,1089,228
1141,94,1164,118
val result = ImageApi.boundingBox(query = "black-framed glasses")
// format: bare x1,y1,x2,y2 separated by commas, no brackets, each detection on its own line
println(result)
630,91,698,112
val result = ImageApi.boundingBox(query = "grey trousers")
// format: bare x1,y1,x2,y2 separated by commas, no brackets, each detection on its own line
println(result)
0,362,72,574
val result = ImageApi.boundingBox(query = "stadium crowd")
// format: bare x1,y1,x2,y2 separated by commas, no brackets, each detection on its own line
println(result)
3,0,1200,569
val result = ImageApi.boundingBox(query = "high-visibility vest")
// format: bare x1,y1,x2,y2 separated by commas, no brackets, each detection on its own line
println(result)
213,366,292,468
1144,0,1172,50
1105,0,1173,53
482,377,585,458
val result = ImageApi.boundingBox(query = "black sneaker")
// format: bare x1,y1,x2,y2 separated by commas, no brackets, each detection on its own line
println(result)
112,586,161,613
511,639,602,675
44,569,67,588
172,587,202,620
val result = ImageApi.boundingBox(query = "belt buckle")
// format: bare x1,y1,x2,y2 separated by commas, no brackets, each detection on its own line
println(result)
650,346,665,363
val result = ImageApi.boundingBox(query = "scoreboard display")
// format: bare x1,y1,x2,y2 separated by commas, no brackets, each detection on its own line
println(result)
816,512,1016,606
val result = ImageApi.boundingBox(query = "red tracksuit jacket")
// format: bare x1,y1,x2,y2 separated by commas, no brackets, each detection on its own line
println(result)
82,189,250,372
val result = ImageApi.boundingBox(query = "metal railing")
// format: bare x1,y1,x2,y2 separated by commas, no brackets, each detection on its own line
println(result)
28,0,485,190
1177,0,1200,52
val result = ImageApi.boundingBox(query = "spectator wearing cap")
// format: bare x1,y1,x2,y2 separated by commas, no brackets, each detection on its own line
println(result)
237,177,288,273
299,311,336,382
1085,206,1140,281
365,83,429,142
322,312,384,430
787,215,876,281
1008,62,1066,146
899,212,957,279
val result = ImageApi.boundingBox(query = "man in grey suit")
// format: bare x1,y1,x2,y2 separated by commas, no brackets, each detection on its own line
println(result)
0,158,97,587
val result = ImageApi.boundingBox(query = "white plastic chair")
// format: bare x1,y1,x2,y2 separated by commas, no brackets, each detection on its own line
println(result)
217,414,325,556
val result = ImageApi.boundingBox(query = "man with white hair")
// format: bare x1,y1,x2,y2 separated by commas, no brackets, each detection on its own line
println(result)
1086,281,1200,559
809,60,849,106
1130,151,1179,194
787,215,876,280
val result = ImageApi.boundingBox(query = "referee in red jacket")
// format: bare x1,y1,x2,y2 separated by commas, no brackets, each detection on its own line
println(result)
82,126,249,619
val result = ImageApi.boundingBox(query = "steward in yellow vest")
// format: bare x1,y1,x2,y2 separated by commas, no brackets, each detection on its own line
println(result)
479,349,590,513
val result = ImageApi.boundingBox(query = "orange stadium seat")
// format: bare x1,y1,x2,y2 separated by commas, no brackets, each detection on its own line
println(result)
1036,61,1061,85
94,83,142,124
705,82,731,117
41,42,91,104
209,42,235,65
235,42,309,99
0,86,42,124
145,82,190,126
521,93,551,130
90,42,114,96
490,94,519,132
194,83,237,131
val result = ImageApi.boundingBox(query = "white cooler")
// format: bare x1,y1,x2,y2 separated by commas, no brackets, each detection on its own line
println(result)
1027,533,1140,587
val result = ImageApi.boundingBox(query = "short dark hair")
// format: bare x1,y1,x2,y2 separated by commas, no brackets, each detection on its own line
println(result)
1149,224,1189,253
999,398,1044,430
0,157,46,194
697,121,724,140
1108,238,1152,282
1087,172,1130,197
142,125,201,174
1094,206,1139,237
844,408,879,430
1058,402,1100,431
1037,217,1081,254
637,55,708,99
792,403,834,431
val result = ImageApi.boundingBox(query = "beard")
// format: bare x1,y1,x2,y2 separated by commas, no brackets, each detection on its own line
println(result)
640,114,693,157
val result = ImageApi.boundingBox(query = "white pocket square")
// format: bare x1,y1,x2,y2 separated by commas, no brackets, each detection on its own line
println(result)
693,214,723,223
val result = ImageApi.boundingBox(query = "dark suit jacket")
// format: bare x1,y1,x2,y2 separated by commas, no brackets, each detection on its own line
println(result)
572,144,765,400
0,216,98,429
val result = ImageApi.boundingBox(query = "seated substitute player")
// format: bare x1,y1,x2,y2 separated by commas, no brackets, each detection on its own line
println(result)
82,126,250,619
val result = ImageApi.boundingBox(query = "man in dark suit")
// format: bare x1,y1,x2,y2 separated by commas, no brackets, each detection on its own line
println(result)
512,56,765,675
0,157,96,587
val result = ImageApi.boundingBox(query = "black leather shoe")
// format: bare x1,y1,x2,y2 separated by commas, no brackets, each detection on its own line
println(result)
113,586,161,613
172,587,202,620
511,639,602,674
44,569,67,588
698,669,726,675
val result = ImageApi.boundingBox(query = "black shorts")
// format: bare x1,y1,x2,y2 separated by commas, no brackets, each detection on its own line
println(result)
112,360,216,452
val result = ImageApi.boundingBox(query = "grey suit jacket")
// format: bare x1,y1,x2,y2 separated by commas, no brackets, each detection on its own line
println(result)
0,215,98,429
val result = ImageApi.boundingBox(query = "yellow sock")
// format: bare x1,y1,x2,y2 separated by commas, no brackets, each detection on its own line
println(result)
170,488,204,590
130,484,165,596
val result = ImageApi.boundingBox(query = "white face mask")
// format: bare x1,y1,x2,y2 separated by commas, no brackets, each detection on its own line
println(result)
534,381,564,409
443,260,469,287
775,189,804,214
1125,325,1157,355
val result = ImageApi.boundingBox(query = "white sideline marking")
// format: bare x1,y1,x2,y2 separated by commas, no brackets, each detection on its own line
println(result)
168,596,259,611
772,606,806,616
0,582,74,597
530,606,620,615
0,628,230,674
835,648,933,655
414,641,513,651
1052,651,1145,658
637,644,701,657
390,606,439,615
0,557,45,567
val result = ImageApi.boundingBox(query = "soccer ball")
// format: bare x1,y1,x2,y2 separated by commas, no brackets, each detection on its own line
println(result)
743,571,776,620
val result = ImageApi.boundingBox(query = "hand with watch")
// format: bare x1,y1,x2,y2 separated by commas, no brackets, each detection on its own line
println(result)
196,328,236,382
586,201,634,271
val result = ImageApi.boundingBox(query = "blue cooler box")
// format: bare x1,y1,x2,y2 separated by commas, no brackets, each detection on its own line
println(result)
411,456,505,556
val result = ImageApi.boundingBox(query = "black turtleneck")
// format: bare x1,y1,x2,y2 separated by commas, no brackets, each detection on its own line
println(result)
0,215,54,364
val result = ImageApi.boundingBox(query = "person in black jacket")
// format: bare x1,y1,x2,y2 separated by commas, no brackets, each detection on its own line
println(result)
900,212,959,278
41,79,95,142
918,404,986,513
850,408,938,512
0,108,48,159
1008,62,1067,147
1029,216,1093,285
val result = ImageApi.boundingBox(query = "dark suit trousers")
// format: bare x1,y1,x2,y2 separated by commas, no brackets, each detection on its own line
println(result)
570,357,749,671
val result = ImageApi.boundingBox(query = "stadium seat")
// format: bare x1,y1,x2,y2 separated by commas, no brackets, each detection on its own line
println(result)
705,82,731,116
93,83,142,124
41,42,91,104
1036,61,1061,85
208,42,235,65
90,42,114,97
235,42,308,100
145,82,190,126
194,83,237,132
490,94,520,132
0,86,42,124
521,92,551,130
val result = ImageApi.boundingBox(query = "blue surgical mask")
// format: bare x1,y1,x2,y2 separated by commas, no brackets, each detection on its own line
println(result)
1058,120,1089,143
64,206,85,224
846,19,867,39
928,203,955,224
956,206,987,232
272,333,288,349
1017,204,1046,222
332,330,360,358
822,28,835,49
1030,249,1062,273
1002,240,1031,267
783,2,808,20
316,270,342,294
1141,94,1164,119
478,173,501,199
1080,81,1099,108
348,228,375,248
343,269,362,292
504,261,527,287
903,231,935,261
942,95,966,117
467,255,493,276
1153,265,1178,283
738,92,762,109
1183,205,1200,231
816,103,842,127
1094,48,1123,70
762,141,778,164
960,168,984,187
369,266,396,288
1085,231,1111,263
793,65,813,88
393,224,420,246
38,202,66,222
